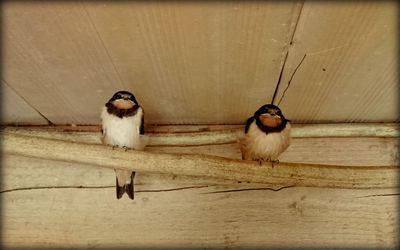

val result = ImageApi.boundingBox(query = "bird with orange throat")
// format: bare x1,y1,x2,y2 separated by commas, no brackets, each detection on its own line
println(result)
241,104,291,163
101,91,146,199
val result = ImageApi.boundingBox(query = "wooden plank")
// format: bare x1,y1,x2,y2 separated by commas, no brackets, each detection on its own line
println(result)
2,1,123,124
151,137,399,167
275,1,398,123
280,137,399,167
3,123,399,144
1,155,398,248
0,154,268,192
1,83,49,125
3,0,301,125
82,1,302,124
2,125,399,166
2,132,398,189
4,1,397,125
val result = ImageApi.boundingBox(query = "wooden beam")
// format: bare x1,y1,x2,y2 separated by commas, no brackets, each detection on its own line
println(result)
2,128,398,248
2,123,398,147
2,132,398,189
291,123,399,138
3,126,399,167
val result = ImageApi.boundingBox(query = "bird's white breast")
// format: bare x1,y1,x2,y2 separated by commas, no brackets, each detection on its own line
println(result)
101,106,145,150
241,121,291,161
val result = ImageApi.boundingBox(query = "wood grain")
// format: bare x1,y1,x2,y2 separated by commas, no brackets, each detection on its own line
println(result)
2,125,399,166
275,1,398,123
1,83,49,125
2,132,398,189
2,1,123,124
2,1,398,125
1,155,398,249
2,1,301,125
82,1,301,124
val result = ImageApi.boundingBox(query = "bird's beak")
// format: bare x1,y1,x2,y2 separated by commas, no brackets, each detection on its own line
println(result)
261,113,281,119
113,98,135,109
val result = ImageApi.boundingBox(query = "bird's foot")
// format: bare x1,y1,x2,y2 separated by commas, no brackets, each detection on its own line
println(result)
112,145,117,150
271,159,279,168
256,158,270,166
122,146,129,152
256,158,278,167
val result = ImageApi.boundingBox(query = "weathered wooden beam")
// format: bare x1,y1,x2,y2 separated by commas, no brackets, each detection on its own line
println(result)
291,123,399,137
2,123,398,147
2,132,398,189
2,126,398,167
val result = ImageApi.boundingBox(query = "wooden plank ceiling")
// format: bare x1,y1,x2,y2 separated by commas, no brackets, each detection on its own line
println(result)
1,83,49,125
2,1,398,125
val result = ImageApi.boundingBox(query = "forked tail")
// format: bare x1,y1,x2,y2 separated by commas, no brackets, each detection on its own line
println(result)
116,172,136,199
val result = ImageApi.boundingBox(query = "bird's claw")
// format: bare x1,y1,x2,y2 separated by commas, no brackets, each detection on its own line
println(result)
271,159,279,168
256,158,279,167
122,146,129,152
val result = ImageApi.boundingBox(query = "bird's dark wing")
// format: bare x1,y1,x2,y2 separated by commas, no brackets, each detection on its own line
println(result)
244,116,255,134
100,127,106,144
140,111,145,135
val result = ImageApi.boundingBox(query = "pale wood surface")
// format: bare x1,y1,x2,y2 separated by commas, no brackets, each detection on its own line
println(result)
2,126,399,248
81,1,301,124
275,1,398,123
2,1,123,124
3,1,300,124
3,123,399,142
1,155,398,249
2,132,398,189
3,125,399,167
3,1,397,125
149,136,400,167
1,83,48,125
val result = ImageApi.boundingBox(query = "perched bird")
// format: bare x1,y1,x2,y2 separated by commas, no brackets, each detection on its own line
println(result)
101,90,146,199
240,104,291,162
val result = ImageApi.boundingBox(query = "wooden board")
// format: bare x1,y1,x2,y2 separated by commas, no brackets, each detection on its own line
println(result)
151,137,400,167
1,83,48,125
3,1,301,125
2,1,398,125
3,125,399,167
80,1,302,124
1,154,398,249
275,1,398,123
2,1,123,124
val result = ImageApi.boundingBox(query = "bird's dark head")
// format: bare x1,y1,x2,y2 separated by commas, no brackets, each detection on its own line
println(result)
254,104,288,132
107,91,138,110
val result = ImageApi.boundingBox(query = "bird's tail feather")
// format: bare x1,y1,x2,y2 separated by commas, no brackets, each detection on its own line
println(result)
116,172,136,200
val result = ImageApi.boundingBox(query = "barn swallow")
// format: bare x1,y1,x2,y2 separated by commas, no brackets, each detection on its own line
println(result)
240,104,291,162
101,91,146,199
